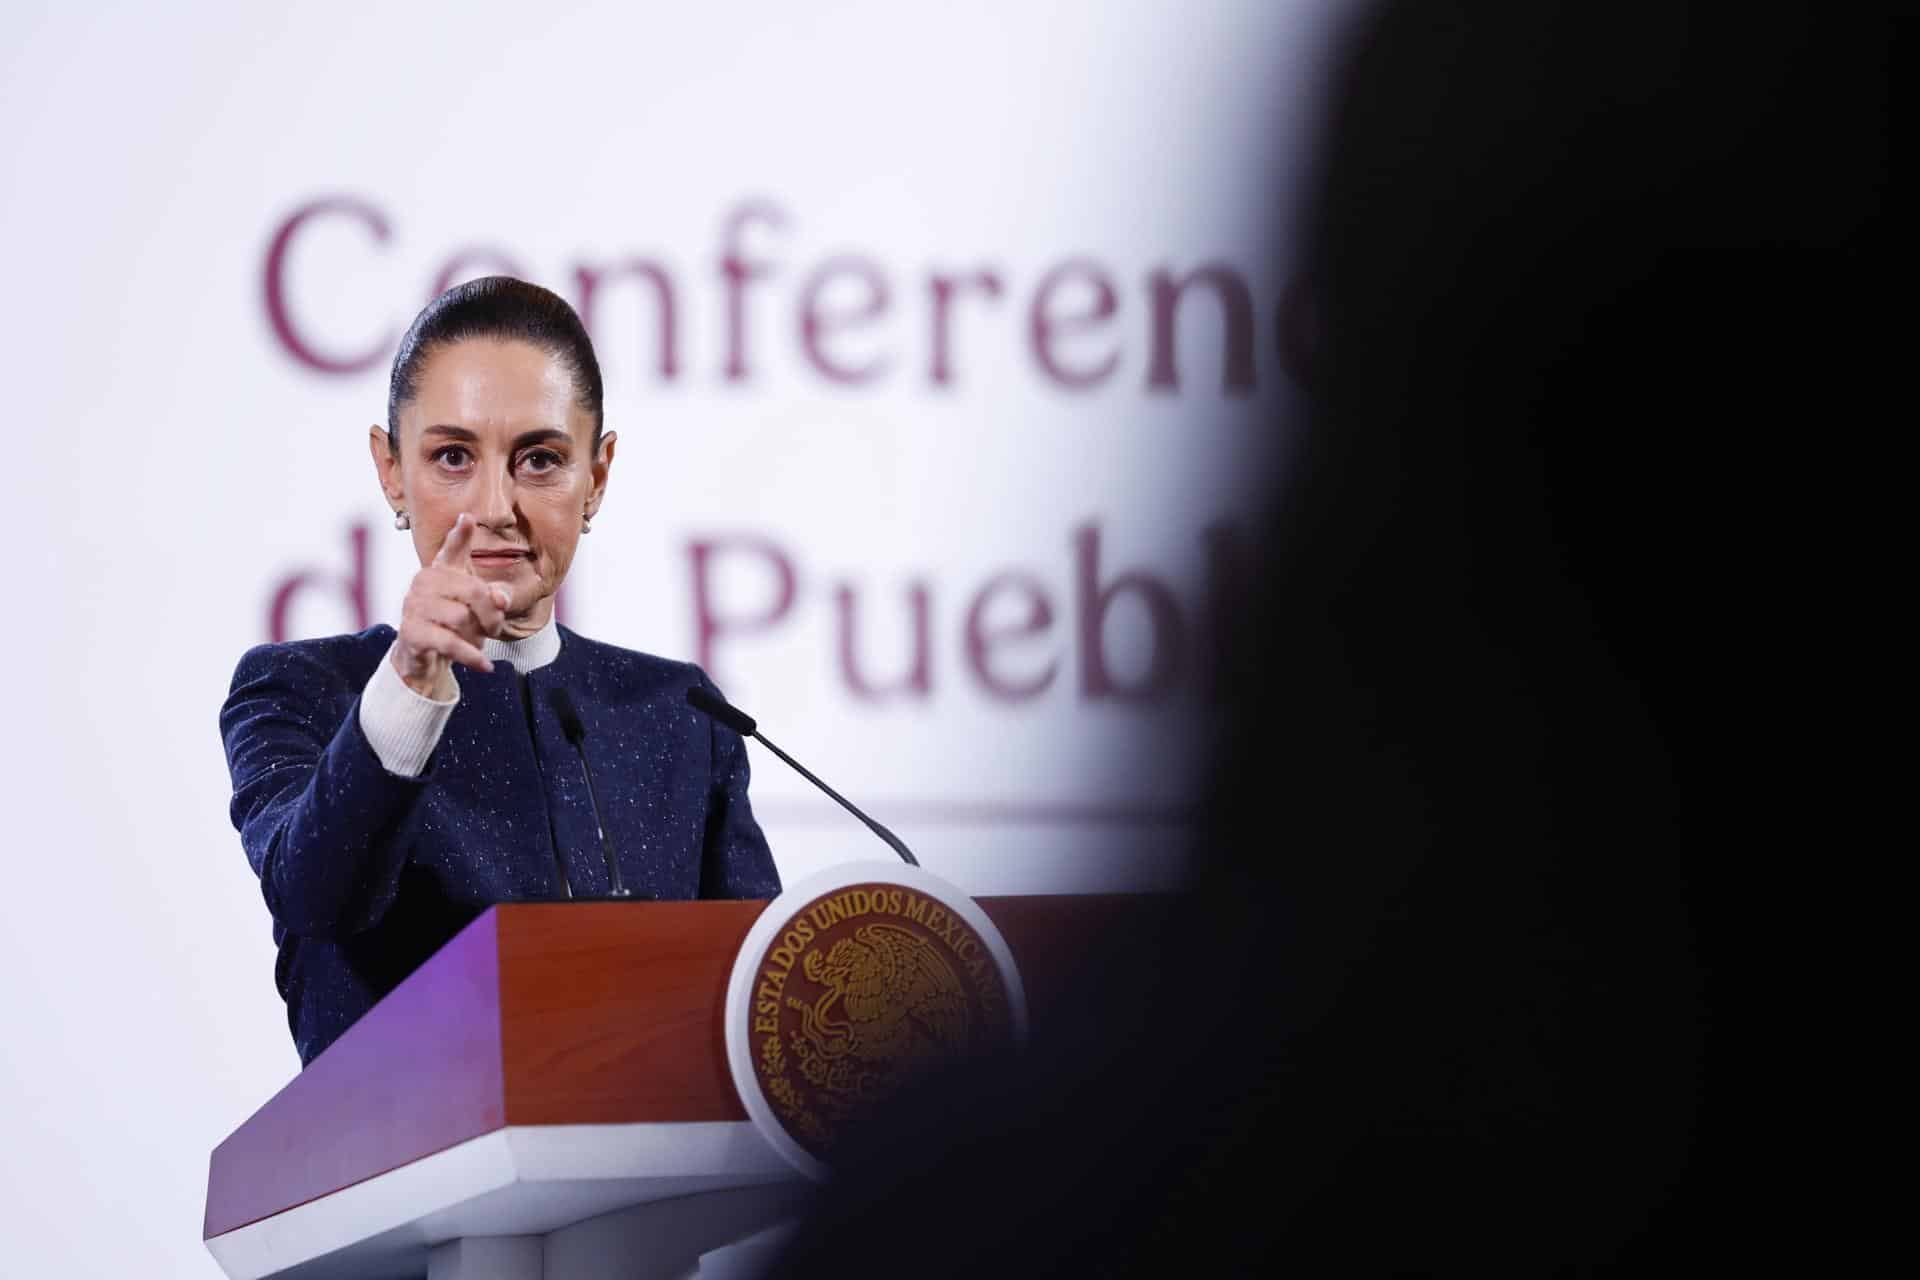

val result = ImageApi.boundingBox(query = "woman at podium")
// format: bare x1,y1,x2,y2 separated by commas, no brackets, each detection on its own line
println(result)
219,277,780,1067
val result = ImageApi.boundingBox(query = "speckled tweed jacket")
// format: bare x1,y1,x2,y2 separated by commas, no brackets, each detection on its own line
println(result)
219,624,779,1066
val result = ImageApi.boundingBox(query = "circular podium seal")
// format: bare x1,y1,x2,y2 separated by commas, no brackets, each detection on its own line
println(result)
724,861,1028,1179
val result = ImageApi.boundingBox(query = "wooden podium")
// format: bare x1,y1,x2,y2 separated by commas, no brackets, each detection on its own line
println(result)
204,896,1132,1280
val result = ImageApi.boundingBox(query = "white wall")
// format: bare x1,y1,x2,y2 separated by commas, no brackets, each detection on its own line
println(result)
0,2,1347,1273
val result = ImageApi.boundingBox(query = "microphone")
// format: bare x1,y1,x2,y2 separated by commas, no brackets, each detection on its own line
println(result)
686,685,920,867
548,687,632,898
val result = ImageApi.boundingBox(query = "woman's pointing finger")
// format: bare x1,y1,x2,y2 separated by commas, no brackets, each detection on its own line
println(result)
432,512,474,569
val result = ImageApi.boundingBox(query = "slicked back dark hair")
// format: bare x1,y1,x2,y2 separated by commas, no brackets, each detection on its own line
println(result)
386,276,604,451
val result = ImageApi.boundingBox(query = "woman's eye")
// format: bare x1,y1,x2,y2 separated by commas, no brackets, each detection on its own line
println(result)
432,446,471,469
518,450,563,474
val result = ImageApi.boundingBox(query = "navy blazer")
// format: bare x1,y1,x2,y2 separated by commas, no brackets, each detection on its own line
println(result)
219,624,779,1065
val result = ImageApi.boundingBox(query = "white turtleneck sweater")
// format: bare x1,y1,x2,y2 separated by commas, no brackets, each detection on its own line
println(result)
358,618,562,777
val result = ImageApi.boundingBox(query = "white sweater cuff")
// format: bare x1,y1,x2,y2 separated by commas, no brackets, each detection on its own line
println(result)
358,644,459,777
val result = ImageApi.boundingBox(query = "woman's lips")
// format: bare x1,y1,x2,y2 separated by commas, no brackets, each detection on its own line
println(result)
470,550,529,568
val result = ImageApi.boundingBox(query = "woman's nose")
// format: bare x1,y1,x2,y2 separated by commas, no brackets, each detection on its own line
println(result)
473,466,516,528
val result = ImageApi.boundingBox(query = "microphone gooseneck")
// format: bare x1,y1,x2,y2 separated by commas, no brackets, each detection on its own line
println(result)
685,686,920,868
548,687,631,898
686,685,756,735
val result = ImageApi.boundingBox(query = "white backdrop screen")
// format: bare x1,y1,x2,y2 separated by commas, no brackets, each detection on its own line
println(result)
0,3,1347,1274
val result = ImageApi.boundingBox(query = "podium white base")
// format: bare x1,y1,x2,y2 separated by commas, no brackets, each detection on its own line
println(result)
206,1122,804,1280
425,1186,801,1280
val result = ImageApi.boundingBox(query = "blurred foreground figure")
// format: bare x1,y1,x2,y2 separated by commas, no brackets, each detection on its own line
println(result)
774,3,1887,1273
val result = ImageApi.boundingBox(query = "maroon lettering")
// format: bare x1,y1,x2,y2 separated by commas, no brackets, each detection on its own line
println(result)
928,269,1005,385
688,536,797,678
719,200,788,382
262,194,1290,394
267,523,371,643
262,198,393,374
835,581,932,700
964,573,1058,701
1074,523,1184,701
1147,264,1255,393
574,259,679,381
1028,259,1119,388
799,256,891,383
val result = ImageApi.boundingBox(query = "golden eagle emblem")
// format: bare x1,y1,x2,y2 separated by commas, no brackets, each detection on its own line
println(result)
741,878,1021,1166
795,922,972,1074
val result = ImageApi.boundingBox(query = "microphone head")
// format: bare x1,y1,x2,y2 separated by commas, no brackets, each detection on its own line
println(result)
686,685,757,736
547,686,587,744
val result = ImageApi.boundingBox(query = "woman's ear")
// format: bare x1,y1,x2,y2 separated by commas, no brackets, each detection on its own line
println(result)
586,429,616,518
368,424,405,510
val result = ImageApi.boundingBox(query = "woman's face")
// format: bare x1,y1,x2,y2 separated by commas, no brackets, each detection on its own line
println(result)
370,337,615,638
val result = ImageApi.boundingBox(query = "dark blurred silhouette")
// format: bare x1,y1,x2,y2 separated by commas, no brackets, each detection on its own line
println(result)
774,2,1890,1272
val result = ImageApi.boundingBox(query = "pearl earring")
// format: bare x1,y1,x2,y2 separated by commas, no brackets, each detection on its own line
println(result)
581,514,593,534
394,510,411,531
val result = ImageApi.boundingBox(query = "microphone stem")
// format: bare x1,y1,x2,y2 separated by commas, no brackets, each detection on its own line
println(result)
751,730,920,867
572,747,631,897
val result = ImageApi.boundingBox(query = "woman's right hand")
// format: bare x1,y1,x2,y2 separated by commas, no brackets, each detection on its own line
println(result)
390,513,512,699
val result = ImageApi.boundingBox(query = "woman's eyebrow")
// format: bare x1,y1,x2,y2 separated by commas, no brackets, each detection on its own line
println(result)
419,425,570,449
